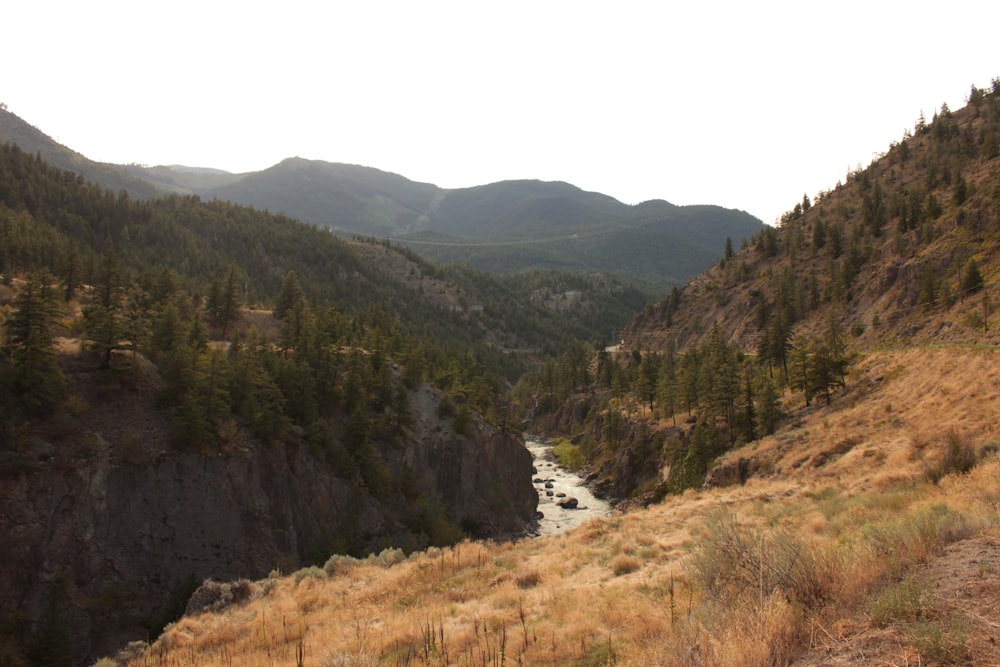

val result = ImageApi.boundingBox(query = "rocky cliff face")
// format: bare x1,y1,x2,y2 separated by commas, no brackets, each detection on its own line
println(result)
529,391,669,503
0,383,535,665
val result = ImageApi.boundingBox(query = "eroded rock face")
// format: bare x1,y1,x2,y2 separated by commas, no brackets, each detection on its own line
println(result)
0,382,535,665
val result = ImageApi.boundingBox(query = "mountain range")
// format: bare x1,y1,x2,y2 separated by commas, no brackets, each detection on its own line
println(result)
0,107,764,292
4,78,1000,667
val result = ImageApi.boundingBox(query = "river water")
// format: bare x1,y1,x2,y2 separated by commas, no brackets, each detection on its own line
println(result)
525,439,613,537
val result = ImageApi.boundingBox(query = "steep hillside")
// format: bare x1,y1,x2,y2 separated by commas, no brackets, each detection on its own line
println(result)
625,81,1000,353
0,146,609,666
0,107,161,198
100,346,1000,667
0,335,536,664
513,80,1000,507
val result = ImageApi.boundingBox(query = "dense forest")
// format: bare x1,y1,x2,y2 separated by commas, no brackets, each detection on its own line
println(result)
0,141,654,447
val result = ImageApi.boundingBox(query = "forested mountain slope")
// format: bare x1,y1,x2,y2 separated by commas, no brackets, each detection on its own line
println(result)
0,107,160,198
625,81,1000,354
200,160,764,291
0,108,763,293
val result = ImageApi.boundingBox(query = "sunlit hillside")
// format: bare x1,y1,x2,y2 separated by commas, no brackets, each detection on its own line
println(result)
627,80,1000,353
115,346,1000,666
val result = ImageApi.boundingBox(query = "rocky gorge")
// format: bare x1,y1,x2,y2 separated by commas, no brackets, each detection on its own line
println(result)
0,382,536,665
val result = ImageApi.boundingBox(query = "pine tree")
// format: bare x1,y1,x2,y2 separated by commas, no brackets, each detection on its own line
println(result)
789,342,813,407
207,265,243,337
961,260,984,296
274,270,305,320
4,271,66,416
737,367,758,443
756,373,781,435
83,250,125,369
655,344,678,425
634,352,658,412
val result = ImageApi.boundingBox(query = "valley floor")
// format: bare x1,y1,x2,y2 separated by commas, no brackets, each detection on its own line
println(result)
116,347,1000,667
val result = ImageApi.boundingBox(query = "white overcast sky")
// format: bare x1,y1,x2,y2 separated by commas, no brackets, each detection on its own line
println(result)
3,1,999,224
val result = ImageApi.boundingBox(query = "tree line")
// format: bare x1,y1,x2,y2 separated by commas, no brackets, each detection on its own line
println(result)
513,312,851,493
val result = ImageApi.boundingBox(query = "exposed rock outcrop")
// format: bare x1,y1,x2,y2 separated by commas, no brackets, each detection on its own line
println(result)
0,382,535,665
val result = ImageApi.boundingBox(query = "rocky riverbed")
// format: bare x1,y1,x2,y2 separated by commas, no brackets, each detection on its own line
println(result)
526,439,612,536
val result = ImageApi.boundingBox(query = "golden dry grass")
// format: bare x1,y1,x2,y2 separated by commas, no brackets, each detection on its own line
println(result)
121,348,1000,667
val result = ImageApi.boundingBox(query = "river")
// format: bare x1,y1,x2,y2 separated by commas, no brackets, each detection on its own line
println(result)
525,439,613,537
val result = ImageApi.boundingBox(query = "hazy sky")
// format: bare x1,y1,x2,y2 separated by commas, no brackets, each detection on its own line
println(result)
4,1,999,224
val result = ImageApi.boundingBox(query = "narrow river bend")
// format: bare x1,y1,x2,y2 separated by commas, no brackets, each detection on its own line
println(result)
525,439,613,537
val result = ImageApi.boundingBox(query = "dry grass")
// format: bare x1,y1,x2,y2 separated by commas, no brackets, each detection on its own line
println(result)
116,348,1000,667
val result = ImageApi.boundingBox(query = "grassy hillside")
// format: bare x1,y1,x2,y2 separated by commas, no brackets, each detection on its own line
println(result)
512,81,1000,505
108,346,1000,666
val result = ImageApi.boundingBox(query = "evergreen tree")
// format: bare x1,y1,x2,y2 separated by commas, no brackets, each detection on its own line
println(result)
3,271,66,416
919,265,938,310
702,324,739,429
736,367,758,443
121,285,152,378
812,217,827,250
601,408,625,450
634,352,658,412
756,373,781,435
789,341,813,407
83,250,125,369
961,260,984,296
61,243,81,302
274,270,305,320
655,344,678,425
207,264,243,337
821,312,849,389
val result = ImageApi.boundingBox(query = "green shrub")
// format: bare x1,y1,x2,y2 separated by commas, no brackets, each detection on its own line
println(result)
692,507,833,608
293,566,327,585
324,554,362,576
923,430,980,484
369,547,406,567
909,619,970,664
552,441,584,470
870,578,929,626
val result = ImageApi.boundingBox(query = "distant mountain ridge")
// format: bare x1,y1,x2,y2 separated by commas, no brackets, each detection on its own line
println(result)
0,107,765,291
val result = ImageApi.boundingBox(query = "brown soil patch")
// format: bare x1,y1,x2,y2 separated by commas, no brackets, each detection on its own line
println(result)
796,530,1000,666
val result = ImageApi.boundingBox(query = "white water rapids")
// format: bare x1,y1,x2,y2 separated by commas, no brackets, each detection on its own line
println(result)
525,439,613,537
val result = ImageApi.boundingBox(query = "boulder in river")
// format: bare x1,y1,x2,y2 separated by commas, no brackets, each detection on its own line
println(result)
557,497,579,509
